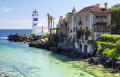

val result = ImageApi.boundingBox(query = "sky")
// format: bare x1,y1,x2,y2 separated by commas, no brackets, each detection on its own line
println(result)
0,0,119,29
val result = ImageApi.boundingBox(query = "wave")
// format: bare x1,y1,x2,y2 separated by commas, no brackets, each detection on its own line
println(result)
0,37,8,39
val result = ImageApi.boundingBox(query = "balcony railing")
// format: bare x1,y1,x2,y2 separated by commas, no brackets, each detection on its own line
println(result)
94,22,107,26
78,21,82,25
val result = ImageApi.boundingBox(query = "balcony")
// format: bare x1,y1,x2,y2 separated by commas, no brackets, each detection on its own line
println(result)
78,21,82,25
94,22,107,26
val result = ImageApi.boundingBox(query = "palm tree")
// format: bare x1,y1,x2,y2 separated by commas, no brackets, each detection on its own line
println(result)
50,15,53,29
47,13,50,32
53,18,55,28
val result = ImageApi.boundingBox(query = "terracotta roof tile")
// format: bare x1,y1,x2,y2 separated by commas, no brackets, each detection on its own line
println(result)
77,5,109,14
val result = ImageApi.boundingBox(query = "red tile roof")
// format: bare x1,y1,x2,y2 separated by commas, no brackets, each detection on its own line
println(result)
77,5,109,14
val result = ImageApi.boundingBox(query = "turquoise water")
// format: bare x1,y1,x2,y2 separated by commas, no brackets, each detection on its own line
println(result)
0,29,120,77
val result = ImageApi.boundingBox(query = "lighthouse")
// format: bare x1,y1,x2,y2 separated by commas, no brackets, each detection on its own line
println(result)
32,9,38,34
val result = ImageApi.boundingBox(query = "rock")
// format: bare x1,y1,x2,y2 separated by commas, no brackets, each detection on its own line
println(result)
103,59,112,68
29,41,38,47
88,57,100,65
8,34,33,42
0,74,2,77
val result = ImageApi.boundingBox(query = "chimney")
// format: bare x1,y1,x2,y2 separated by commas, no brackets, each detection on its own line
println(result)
72,6,77,14
104,3,108,9
96,4,100,7
59,16,63,20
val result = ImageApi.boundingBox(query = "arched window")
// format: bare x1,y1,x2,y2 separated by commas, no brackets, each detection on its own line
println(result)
84,45,87,53
85,35,88,40
73,27,75,32
76,27,78,32
79,44,82,52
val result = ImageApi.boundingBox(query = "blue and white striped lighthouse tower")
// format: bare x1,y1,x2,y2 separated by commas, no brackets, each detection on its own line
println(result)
32,9,38,34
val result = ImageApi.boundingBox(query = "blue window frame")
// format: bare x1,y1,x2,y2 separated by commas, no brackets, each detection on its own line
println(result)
34,18,38,21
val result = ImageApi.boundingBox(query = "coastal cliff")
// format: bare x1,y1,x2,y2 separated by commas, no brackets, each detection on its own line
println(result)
7,34,120,73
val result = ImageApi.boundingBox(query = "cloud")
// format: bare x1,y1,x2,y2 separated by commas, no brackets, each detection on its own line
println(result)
0,7,13,12
0,18,58,29
0,20,32,29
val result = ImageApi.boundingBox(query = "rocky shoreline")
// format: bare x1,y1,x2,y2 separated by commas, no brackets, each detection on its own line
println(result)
7,34,120,73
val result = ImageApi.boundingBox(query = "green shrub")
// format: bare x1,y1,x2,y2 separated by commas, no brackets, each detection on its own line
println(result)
76,29,85,38
96,41,116,53
45,38,48,41
57,37,64,43
103,48,110,55
84,30,91,36
87,40,93,44
49,34,58,42
97,34,120,60
41,33,50,39
99,34,120,43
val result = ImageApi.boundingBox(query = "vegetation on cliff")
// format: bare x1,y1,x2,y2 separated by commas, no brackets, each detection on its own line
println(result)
111,4,120,34
97,34,120,60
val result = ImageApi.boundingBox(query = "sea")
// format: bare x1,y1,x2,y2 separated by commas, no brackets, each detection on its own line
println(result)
0,29,120,77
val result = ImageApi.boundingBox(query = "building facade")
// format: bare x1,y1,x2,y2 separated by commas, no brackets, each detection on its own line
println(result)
57,3,111,53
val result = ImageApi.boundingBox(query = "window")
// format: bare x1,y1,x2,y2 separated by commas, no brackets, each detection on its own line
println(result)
80,17,82,21
100,16,103,18
85,35,88,40
104,16,107,19
86,27,88,30
86,27,88,31
74,18,76,22
73,27,75,32
94,28,97,32
80,27,82,30
97,28,99,32
86,16,88,21
100,18,103,22
96,16,99,19
76,27,78,32
100,16,103,22
99,28,101,32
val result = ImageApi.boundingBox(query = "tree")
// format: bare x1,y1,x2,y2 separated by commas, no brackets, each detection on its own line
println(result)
50,15,53,29
111,4,120,34
84,30,91,36
47,13,51,32
76,29,85,39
